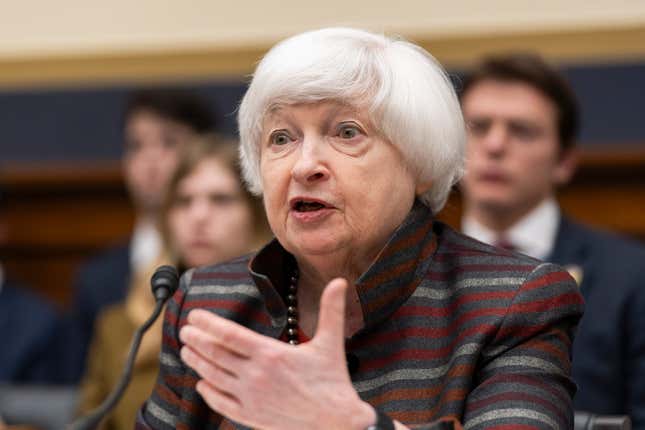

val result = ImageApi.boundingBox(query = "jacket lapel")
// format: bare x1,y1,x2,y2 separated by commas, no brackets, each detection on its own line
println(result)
547,216,592,293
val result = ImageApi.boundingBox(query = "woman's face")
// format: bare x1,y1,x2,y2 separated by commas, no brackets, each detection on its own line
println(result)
260,102,418,265
168,158,255,268
123,109,195,214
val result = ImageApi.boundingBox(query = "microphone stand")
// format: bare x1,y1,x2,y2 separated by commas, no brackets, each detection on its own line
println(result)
68,265,178,430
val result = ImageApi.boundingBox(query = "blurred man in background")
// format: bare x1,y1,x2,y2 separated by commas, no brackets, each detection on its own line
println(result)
459,53,645,427
0,188,59,384
63,89,216,383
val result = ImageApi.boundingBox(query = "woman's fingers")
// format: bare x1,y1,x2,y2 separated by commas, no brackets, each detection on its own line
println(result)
195,379,243,419
180,345,240,395
178,280,364,430
184,308,272,357
180,311,292,394
180,324,245,361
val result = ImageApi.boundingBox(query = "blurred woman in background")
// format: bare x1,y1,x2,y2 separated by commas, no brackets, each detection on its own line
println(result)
66,89,217,384
76,135,270,429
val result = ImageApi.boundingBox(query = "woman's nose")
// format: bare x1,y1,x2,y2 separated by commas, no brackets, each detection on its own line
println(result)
291,138,330,184
188,198,211,222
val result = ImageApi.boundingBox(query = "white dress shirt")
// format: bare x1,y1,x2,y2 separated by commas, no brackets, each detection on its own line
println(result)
130,220,162,272
462,198,561,260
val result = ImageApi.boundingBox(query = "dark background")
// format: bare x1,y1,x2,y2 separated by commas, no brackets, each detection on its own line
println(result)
1,60,644,163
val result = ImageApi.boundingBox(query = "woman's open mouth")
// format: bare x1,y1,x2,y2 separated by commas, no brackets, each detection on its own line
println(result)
289,197,335,222
294,201,326,212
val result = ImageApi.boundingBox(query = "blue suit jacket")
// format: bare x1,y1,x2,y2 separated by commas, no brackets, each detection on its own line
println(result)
0,282,60,383
548,217,645,429
61,243,131,383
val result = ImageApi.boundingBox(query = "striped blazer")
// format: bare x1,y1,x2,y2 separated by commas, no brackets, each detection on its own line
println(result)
137,201,584,429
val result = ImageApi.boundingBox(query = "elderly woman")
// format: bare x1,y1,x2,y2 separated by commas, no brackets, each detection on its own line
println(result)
137,28,583,430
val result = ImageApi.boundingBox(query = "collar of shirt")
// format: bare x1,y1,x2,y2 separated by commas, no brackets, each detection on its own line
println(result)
462,198,560,260
130,220,162,272
248,199,439,328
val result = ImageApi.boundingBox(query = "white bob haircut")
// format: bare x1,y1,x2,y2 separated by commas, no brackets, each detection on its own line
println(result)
238,27,465,213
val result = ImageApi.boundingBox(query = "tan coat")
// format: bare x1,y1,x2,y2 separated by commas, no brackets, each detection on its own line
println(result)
77,262,165,430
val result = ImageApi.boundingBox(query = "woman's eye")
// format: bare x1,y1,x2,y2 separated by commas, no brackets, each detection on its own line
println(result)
173,195,192,208
209,193,238,206
162,132,179,149
270,131,292,146
338,124,361,139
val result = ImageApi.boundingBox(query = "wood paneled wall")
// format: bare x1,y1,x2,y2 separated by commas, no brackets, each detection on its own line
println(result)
1,148,644,307
1,163,134,307
438,149,645,237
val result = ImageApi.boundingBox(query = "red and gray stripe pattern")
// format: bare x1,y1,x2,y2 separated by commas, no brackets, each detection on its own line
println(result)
137,201,584,429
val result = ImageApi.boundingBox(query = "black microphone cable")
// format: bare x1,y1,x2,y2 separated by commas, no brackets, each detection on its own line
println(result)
67,265,179,430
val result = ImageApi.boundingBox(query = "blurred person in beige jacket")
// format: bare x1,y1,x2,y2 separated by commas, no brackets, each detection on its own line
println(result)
76,136,270,429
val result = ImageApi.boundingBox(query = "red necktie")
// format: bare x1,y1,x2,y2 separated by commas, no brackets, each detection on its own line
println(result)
494,238,517,252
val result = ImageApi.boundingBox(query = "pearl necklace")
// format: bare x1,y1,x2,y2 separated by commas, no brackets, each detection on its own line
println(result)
285,267,300,345
283,265,361,374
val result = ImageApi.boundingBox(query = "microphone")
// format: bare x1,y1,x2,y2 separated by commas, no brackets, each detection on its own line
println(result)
151,265,180,301
68,265,179,430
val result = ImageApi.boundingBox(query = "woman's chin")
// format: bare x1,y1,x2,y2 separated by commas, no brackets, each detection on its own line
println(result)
184,250,220,268
286,232,348,258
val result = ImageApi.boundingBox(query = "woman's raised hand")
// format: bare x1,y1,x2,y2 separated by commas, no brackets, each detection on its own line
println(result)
179,278,376,430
